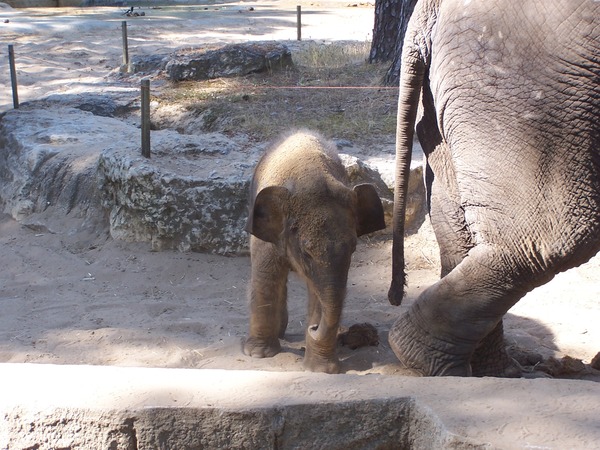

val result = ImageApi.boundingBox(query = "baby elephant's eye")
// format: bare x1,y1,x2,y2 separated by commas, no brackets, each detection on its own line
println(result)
300,239,315,261
300,245,312,259
302,250,314,261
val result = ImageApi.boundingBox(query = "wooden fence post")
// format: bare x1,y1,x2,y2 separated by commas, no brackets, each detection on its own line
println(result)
297,6,301,41
8,44,19,109
121,21,131,73
141,79,151,158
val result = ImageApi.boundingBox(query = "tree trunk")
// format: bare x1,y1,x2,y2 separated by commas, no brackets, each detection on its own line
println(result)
369,0,418,85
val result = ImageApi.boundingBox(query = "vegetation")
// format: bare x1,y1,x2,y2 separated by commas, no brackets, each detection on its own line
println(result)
155,41,398,145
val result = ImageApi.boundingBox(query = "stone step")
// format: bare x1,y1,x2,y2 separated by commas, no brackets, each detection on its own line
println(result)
1,363,598,449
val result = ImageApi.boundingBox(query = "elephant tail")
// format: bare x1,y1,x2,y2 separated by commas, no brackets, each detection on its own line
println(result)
388,15,428,306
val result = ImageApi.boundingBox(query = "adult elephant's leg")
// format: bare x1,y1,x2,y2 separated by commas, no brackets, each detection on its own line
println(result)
425,146,472,277
426,171,518,376
419,116,519,376
471,321,521,377
416,86,472,278
244,237,289,357
389,244,533,376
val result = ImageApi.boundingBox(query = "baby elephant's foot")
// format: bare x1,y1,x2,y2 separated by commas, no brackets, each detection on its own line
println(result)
303,350,340,374
244,337,281,358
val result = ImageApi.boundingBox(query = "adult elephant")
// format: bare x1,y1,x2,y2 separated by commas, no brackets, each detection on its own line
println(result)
387,0,600,376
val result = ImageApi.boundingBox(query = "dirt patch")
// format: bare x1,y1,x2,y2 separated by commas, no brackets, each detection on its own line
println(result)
1,211,598,380
151,41,397,145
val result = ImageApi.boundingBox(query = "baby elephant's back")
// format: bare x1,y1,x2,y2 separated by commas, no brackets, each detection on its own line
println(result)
253,132,347,192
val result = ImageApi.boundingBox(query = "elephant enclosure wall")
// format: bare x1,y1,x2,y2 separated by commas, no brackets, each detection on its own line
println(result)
4,364,600,449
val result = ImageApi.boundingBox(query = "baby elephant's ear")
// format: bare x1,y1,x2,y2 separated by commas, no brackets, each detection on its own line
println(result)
353,184,386,236
246,186,290,244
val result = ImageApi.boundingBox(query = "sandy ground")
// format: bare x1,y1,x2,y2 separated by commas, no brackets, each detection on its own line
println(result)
1,210,598,378
0,1,599,381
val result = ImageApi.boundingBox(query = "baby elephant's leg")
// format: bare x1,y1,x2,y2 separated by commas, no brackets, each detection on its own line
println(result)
244,238,289,358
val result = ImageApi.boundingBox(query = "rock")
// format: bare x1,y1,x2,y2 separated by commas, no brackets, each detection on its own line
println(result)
0,102,396,256
98,132,257,255
0,103,256,254
43,93,134,118
358,141,427,233
165,42,293,82
0,104,125,247
334,138,354,149
0,104,130,223
129,54,170,74
99,146,394,254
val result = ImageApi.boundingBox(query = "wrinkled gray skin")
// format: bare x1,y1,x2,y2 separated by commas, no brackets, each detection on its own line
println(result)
388,0,600,376
244,132,386,374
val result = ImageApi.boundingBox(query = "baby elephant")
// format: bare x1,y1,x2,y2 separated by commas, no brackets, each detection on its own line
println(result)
244,131,386,373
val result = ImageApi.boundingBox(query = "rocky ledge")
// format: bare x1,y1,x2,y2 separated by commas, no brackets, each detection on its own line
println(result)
0,99,409,255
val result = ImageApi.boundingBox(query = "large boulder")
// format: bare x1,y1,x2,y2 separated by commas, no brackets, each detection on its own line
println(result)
98,137,395,254
0,100,401,255
0,104,129,238
98,132,256,254
165,42,293,81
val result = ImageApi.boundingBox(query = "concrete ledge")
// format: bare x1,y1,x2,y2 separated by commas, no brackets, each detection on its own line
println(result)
1,364,599,449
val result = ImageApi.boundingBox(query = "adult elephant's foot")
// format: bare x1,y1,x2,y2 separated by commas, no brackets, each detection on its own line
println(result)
471,346,521,378
388,308,472,376
471,321,522,378
243,336,281,358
